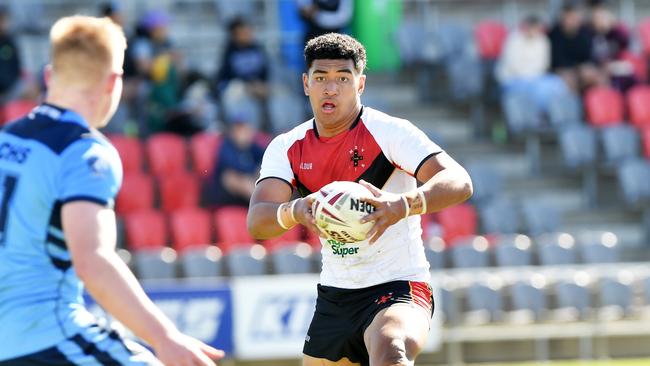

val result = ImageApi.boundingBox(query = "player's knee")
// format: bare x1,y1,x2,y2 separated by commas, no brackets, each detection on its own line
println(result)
372,338,411,366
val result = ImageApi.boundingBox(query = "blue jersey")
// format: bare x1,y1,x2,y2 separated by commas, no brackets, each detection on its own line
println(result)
0,103,123,360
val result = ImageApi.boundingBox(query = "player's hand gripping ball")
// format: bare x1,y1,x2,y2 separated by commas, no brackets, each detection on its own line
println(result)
312,181,376,243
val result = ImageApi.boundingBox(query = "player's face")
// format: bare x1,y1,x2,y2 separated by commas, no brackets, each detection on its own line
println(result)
303,59,365,133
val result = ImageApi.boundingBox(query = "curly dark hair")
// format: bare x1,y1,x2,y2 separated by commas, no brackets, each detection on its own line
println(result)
304,33,367,73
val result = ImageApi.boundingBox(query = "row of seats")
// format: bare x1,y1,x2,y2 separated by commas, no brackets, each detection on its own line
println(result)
426,232,619,270
441,268,650,325
0,99,38,125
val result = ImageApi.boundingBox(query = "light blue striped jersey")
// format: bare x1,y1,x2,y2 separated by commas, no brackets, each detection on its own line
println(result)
0,103,122,360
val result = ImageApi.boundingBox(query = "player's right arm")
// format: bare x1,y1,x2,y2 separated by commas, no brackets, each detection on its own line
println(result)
64,202,223,366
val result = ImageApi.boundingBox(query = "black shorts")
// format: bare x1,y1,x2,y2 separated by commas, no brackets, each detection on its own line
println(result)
303,280,434,366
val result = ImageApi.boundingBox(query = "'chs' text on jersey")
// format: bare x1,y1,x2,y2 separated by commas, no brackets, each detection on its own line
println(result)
0,142,30,164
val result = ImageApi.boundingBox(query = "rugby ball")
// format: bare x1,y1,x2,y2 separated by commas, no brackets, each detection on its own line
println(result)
312,181,376,243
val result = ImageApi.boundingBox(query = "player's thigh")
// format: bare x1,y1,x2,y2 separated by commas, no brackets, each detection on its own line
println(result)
363,304,430,365
303,354,360,366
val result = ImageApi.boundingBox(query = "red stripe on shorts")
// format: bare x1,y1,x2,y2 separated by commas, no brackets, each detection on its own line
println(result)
409,281,432,312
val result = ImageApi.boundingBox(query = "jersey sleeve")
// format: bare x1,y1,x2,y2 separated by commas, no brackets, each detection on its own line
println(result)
386,118,443,176
57,139,123,208
256,135,294,187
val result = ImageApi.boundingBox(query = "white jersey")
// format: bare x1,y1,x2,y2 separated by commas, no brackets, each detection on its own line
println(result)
258,107,442,289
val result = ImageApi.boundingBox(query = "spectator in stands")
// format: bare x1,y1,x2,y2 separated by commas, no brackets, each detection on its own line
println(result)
298,0,354,44
209,114,264,208
215,17,271,132
548,1,602,92
132,10,182,135
588,4,635,91
0,6,23,106
100,1,125,27
497,15,569,113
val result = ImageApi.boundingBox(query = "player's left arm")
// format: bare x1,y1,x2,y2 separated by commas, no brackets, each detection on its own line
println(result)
361,152,473,243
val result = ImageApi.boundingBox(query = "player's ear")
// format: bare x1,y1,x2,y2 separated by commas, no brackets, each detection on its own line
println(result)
105,72,120,94
357,74,366,95
43,64,52,88
302,73,309,96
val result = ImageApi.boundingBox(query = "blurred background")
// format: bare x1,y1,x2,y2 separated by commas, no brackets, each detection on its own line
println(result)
2,0,650,365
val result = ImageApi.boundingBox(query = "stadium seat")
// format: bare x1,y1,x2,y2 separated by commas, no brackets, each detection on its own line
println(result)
424,236,446,270
598,276,634,321
617,158,650,207
521,198,561,236
502,88,542,135
134,247,177,280
180,246,223,278
480,197,521,234
509,278,548,323
627,85,650,129
638,19,650,57
269,242,314,274
559,125,598,169
466,164,503,207
584,86,624,127
146,133,187,176
108,134,144,173
123,209,167,251
214,206,256,251
474,21,508,60
493,234,533,267
225,244,267,276
536,232,577,265
269,92,306,133
115,173,155,215
547,89,582,128
1,99,37,125
189,132,222,178
438,203,477,244
577,230,620,263
263,225,302,252
551,276,592,321
170,207,213,252
600,125,640,166
450,236,490,268
158,173,201,212
440,277,461,325
465,280,505,324
642,127,650,159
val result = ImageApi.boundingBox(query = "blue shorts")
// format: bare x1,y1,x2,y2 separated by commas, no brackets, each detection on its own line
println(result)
0,323,159,366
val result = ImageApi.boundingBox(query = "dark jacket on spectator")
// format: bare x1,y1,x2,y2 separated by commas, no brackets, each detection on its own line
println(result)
215,42,268,94
0,34,20,94
548,24,593,70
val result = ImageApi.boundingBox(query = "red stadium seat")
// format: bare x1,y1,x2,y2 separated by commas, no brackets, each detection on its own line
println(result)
1,99,37,125
116,173,155,215
108,134,144,173
124,209,167,251
254,131,273,148
438,203,478,246
642,127,650,159
214,206,255,252
638,19,650,57
189,132,222,178
474,21,508,60
170,207,213,252
584,86,624,127
264,225,303,252
627,85,650,129
146,133,187,176
158,173,200,212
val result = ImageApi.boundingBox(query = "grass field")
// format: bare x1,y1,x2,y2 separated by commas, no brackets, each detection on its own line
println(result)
470,359,650,366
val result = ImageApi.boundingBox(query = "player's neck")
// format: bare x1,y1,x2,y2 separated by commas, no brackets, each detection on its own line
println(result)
45,88,99,128
315,104,362,138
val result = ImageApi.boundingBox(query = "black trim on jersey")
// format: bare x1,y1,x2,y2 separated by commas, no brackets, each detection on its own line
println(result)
256,176,294,192
312,106,364,139
46,232,66,250
61,195,110,207
355,152,395,190
70,334,122,366
295,177,313,198
413,151,442,180
50,257,72,271
0,344,75,365
4,117,91,155
49,201,63,230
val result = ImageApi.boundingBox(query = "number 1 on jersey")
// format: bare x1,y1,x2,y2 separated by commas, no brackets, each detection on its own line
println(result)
0,174,18,245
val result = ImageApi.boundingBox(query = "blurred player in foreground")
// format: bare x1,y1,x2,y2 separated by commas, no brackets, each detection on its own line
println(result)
0,16,223,366
248,33,473,366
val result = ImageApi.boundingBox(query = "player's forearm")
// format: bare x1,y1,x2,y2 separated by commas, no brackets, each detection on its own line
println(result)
247,201,294,239
406,167,473,214
76,251,179,348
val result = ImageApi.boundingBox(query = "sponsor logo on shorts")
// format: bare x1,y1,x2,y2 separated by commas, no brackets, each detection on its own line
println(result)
375,292,394,305
328,239,359,258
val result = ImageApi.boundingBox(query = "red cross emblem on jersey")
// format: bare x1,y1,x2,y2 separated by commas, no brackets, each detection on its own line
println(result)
375,292,393,305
